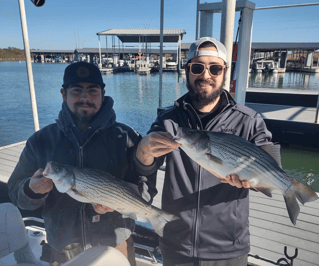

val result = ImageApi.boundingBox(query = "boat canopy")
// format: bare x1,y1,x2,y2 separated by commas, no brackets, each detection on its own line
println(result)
96,28,186,43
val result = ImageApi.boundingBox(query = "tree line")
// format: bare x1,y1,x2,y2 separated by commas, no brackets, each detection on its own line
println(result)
0,47,25,61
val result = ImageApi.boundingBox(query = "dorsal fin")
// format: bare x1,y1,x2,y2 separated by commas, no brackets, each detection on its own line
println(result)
261,144,282,168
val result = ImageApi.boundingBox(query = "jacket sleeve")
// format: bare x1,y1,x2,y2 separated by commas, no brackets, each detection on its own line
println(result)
124,126,159,203
7,136,48,211
249,113,273,146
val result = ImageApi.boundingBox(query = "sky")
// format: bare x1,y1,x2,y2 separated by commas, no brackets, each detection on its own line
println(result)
1,0,319,50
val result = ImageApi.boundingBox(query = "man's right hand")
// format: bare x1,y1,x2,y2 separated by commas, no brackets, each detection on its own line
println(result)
29,168,54,194
136,132,181,166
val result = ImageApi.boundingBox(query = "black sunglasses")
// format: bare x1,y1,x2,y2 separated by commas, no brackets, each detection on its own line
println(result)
189,63,225,76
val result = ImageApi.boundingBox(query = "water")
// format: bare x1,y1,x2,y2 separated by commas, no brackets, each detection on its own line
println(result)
249,72,319,91
0,62,318,192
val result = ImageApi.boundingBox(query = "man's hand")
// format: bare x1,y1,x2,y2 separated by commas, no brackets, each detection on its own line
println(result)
29,168,54,194
220,174,252,189
92,203,115,214
136,132,181,166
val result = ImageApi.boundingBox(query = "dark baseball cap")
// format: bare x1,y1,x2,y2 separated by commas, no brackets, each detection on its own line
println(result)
62,62,105,89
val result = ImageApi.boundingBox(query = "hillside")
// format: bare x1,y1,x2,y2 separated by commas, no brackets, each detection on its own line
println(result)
0,47,25,61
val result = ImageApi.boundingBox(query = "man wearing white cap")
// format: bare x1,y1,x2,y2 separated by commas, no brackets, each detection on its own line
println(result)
135,37,273,265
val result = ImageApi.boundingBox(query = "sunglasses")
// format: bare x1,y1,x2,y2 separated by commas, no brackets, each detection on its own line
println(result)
188,63,225,76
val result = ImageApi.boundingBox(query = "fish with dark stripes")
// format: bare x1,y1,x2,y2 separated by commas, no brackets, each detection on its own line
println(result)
43,161,178,236
173,127,318,225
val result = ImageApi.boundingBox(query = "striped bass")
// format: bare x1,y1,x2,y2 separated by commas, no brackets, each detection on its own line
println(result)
173,127,318,225
43,161,178,236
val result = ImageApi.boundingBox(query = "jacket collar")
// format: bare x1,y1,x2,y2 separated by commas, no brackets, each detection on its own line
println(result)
56,96,116,138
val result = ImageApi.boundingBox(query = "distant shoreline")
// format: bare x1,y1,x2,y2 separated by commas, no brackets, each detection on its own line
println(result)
0,59,25,62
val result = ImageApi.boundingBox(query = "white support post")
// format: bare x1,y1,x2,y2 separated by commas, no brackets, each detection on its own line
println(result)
235,4,255,105
199,11,213,37
98,35,102,69
177,34,181,71
159,0,164,108
220,0,236,92
18,0,40,132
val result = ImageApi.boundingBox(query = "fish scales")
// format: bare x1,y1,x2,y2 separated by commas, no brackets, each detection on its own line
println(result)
43,162,179,236
211,134,290,189
174,127,319,225
76,175,147,212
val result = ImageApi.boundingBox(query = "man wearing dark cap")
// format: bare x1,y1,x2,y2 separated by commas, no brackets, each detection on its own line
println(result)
8,62,157,265
135,37,274,265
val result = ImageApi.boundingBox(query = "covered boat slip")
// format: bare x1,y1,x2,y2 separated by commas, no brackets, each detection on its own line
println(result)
1,143,319,265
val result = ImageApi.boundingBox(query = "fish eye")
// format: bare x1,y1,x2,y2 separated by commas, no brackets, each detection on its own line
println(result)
186,130,191,134
54,167,60,172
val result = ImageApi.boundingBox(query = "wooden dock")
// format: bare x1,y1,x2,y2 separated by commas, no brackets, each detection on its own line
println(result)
1,142,319,266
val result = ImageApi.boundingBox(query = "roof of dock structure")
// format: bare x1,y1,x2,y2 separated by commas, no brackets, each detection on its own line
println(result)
30,49,74,54
74,48,178,54
251,42,319,51
96,28,186,43
181,42,319,51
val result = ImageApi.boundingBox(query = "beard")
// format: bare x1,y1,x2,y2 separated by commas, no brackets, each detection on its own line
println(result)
186,73,226,105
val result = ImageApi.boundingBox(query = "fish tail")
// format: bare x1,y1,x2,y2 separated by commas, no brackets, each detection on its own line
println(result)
291,178,319,205
284,178,319,225
148,206,179,237
283,192,300,225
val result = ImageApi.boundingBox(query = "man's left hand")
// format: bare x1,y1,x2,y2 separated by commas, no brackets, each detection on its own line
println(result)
220,174,252,189
92,203,115,214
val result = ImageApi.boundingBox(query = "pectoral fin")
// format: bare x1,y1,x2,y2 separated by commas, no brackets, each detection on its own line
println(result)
206,153,223,165
255,187,273,197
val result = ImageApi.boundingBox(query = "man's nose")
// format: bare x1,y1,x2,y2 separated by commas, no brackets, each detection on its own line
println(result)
200,67,211,79
79,90,89,99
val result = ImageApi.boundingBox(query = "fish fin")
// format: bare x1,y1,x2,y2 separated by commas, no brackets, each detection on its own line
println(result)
255,187,273,197
67,189,90,203
283,192,300,225
260,144,282,168
206,153,223,165
122,212,139,221
148,206,179,237
291,178,319,205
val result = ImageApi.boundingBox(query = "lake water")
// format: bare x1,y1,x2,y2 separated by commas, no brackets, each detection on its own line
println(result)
0,61,318,192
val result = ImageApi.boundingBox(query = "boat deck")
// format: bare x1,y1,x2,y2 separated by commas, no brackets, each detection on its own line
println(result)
1,143,319,266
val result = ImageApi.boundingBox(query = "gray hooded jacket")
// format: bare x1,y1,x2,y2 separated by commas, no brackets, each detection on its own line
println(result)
149,90,272,260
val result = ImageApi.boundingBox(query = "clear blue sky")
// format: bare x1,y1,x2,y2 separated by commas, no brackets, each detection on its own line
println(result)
1,0,319,50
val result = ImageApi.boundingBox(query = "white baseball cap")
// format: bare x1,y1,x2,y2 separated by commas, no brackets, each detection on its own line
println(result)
187,37,228,66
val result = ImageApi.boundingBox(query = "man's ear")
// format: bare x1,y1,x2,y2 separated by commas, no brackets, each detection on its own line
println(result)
60,88,67,101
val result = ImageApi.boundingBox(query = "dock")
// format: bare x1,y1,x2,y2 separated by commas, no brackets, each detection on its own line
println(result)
0,143,318,265
245,88,319,149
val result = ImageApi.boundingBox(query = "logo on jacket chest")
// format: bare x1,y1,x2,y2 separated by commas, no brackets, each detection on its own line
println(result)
219,128,237,134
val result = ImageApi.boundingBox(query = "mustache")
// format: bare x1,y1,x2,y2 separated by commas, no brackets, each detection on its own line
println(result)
195,79,215,86
76,102,96,108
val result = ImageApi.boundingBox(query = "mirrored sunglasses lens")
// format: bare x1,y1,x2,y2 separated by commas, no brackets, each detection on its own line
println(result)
191,64,205,75
209,65,223,75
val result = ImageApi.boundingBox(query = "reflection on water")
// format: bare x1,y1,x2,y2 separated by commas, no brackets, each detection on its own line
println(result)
281,147,319,192
249,72,319,91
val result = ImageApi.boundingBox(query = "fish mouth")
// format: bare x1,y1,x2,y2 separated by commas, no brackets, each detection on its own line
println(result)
43,161,52,178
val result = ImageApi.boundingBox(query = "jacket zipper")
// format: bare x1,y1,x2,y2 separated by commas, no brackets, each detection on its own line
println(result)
71,129,99,250
192,166,202,257
182,94,235,256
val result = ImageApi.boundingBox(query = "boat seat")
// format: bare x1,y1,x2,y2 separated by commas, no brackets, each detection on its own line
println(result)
0,202,42,266
62,246,130,266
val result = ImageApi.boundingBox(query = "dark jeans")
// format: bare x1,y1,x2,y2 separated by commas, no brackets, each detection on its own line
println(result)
162,250,248,266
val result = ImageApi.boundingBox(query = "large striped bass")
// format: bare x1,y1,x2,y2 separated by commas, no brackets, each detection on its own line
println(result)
173,127,318,225
43,162,178,236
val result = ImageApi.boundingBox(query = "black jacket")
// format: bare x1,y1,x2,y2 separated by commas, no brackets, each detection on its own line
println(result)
149,90,272,260
8,96,157,251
